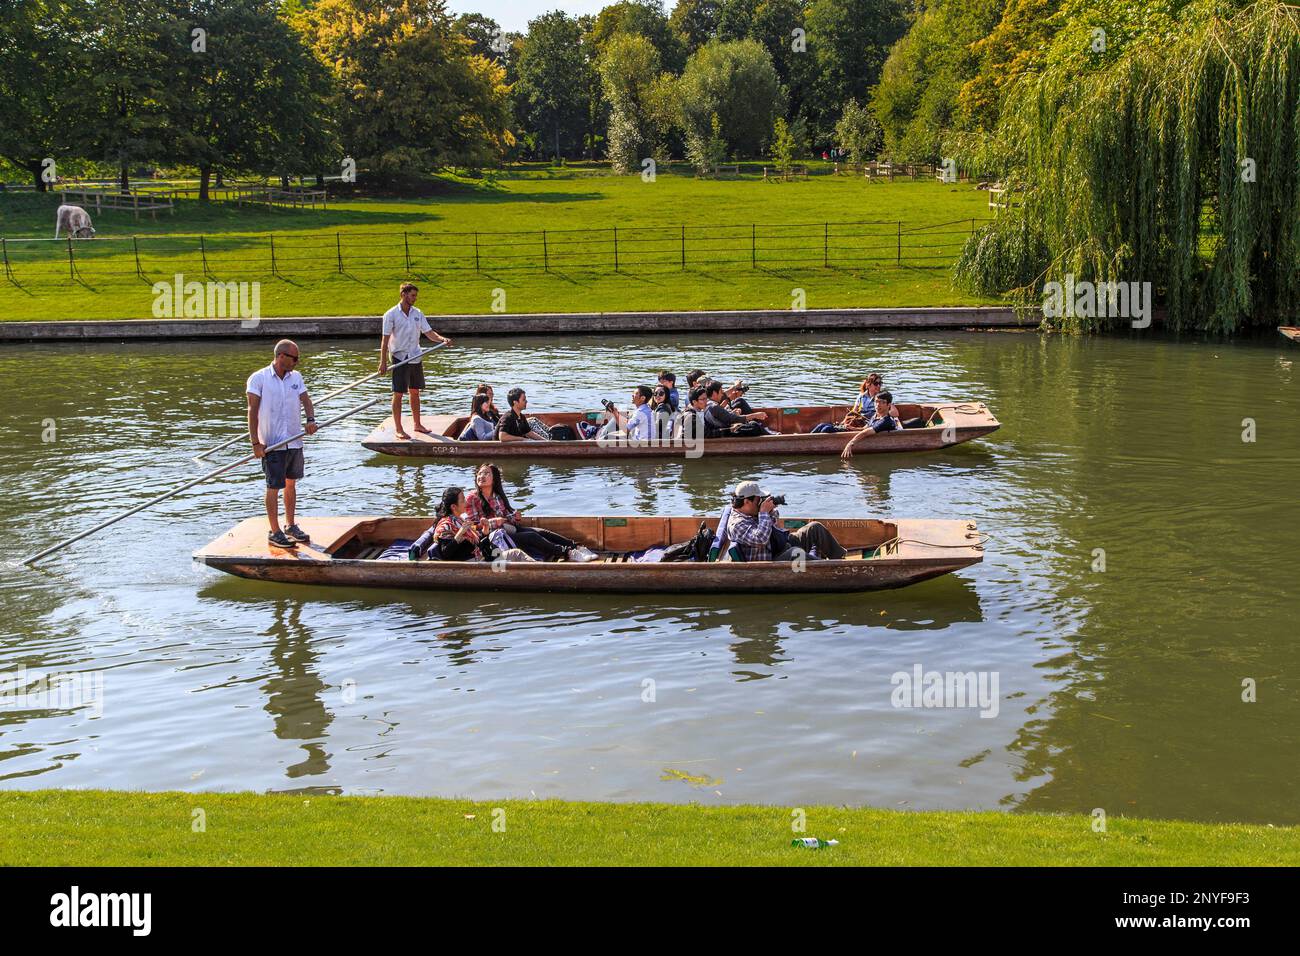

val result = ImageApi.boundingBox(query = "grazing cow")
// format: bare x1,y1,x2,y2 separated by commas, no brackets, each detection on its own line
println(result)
54,204,96,239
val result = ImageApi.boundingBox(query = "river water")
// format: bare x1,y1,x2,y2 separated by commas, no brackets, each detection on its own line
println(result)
0,330,1295,824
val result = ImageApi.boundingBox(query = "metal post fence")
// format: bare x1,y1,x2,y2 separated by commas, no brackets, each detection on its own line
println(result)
336,233,343,273
612,227,618,270
1,237,10,281
66,236,75,279
542,230,548,272
823,222,828,267
133,236,142,277
404,232,411,272
199,235,209,275
474,233,480,272
680,225,685,269
270,235,278,276
896,221,902,264
751,224,756,268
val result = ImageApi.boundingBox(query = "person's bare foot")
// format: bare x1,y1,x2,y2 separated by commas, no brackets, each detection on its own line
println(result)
395,429,411,440
413,424,432,434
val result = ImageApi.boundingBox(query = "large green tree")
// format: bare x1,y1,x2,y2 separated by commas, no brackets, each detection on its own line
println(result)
305,0,509,181
0,0,94,190
514,11,593,161
677,38,785,158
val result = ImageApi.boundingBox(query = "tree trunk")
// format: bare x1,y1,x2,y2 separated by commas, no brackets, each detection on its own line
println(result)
28,161,46,192
119,162,129,195
199,165,211,203
315,173,325,188
554,124,561,165
280,173,289,189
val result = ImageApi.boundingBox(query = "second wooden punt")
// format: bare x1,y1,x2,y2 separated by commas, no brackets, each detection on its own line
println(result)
1280,327,1300,343
360,401,1000,458
195,514,985,594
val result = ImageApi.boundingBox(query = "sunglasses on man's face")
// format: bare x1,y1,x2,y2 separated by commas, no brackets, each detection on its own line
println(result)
282,352,300,362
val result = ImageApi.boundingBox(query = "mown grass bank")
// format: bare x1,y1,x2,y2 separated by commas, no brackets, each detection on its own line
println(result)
0,170,998,321
2,790,1293,866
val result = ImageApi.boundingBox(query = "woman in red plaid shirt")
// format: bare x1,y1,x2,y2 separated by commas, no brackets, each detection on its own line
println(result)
467,463,599,562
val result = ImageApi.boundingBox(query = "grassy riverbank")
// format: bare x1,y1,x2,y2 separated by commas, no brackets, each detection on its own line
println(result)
2,790,1294,866
0,168,998,321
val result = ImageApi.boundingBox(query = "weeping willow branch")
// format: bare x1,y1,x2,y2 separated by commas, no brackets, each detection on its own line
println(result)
955,1,1300,332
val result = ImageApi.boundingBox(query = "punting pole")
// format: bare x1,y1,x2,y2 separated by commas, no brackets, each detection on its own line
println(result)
22,389,396,567
192,342,445,461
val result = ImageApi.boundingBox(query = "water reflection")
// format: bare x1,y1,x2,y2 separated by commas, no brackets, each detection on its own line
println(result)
260,599,332,780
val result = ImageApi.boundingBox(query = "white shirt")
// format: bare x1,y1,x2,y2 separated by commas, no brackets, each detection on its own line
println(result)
246,364,307,450
382,303,432,362
626,403,654,441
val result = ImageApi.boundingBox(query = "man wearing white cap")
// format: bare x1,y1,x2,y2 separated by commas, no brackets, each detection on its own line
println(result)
725,480,847,562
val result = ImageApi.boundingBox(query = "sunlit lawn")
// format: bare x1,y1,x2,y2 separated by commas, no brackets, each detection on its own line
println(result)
0,167,999,320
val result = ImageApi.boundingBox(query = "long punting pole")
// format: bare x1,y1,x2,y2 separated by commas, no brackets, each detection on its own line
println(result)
193,342,444,461
22,389,398,567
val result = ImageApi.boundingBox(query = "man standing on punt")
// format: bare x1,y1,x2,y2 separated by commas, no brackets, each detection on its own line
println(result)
248,339,318,549
380,282,452,439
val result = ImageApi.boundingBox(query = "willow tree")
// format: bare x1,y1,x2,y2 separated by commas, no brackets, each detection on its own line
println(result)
955,1,1300,332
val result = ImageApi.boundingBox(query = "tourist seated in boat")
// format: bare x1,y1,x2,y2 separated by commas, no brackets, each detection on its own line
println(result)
473,384,502,425
434,485,535,562
840,392,903,459
597,386,655,441
704,381,769,436
649,385,676,438
812,374,921,433
685,369,707,393
458,393,498,441
723,379,756,416
725,480,848,561
657,371,680,412
465,463,598,561
674,385,709,441
497,388,547,441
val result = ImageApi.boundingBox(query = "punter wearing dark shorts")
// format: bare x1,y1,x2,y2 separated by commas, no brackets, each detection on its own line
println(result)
261,446,304,489
380,282,452,440
247,340,318,549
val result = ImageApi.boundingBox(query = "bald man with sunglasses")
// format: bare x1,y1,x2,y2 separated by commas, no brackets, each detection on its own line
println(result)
247,339,318,549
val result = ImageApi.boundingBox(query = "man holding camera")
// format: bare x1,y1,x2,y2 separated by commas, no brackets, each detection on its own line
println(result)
725,480,848,562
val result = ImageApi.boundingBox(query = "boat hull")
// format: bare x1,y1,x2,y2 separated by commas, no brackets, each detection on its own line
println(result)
360,403,1000,459
195,515,984,595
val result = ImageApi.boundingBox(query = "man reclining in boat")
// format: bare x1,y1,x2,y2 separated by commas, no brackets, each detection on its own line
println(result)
703,380,770,437
840,392,904,459
596,385,656,442
725,480,848,561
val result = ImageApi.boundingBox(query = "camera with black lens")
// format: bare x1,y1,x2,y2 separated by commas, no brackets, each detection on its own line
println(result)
766,494,787,506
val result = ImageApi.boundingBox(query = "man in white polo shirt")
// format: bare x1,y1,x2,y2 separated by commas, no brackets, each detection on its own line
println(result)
380,282,452,439
247,339,318,549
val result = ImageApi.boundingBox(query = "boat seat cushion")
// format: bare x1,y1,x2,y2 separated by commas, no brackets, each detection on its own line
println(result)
376,539,415,561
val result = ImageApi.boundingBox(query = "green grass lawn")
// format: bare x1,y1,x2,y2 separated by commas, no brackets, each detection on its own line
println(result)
2,789,1294,866
0,167,999,321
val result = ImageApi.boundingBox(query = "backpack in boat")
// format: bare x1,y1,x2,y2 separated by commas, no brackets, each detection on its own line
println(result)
548,424,577,441
729,421,766,437
661,521,714,562
839,411,867,429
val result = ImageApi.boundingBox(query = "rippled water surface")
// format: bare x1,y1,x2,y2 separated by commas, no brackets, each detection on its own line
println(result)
0,330,1296,823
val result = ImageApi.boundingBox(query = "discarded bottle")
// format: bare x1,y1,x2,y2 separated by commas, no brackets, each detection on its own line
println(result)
792,837,839,849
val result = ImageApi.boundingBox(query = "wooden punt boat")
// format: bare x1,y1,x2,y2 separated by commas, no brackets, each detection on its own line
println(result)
195,514,985,594
360,402,1000,458
1280,327,1300,343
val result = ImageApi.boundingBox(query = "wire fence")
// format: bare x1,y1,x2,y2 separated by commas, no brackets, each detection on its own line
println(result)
0,218,990,284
